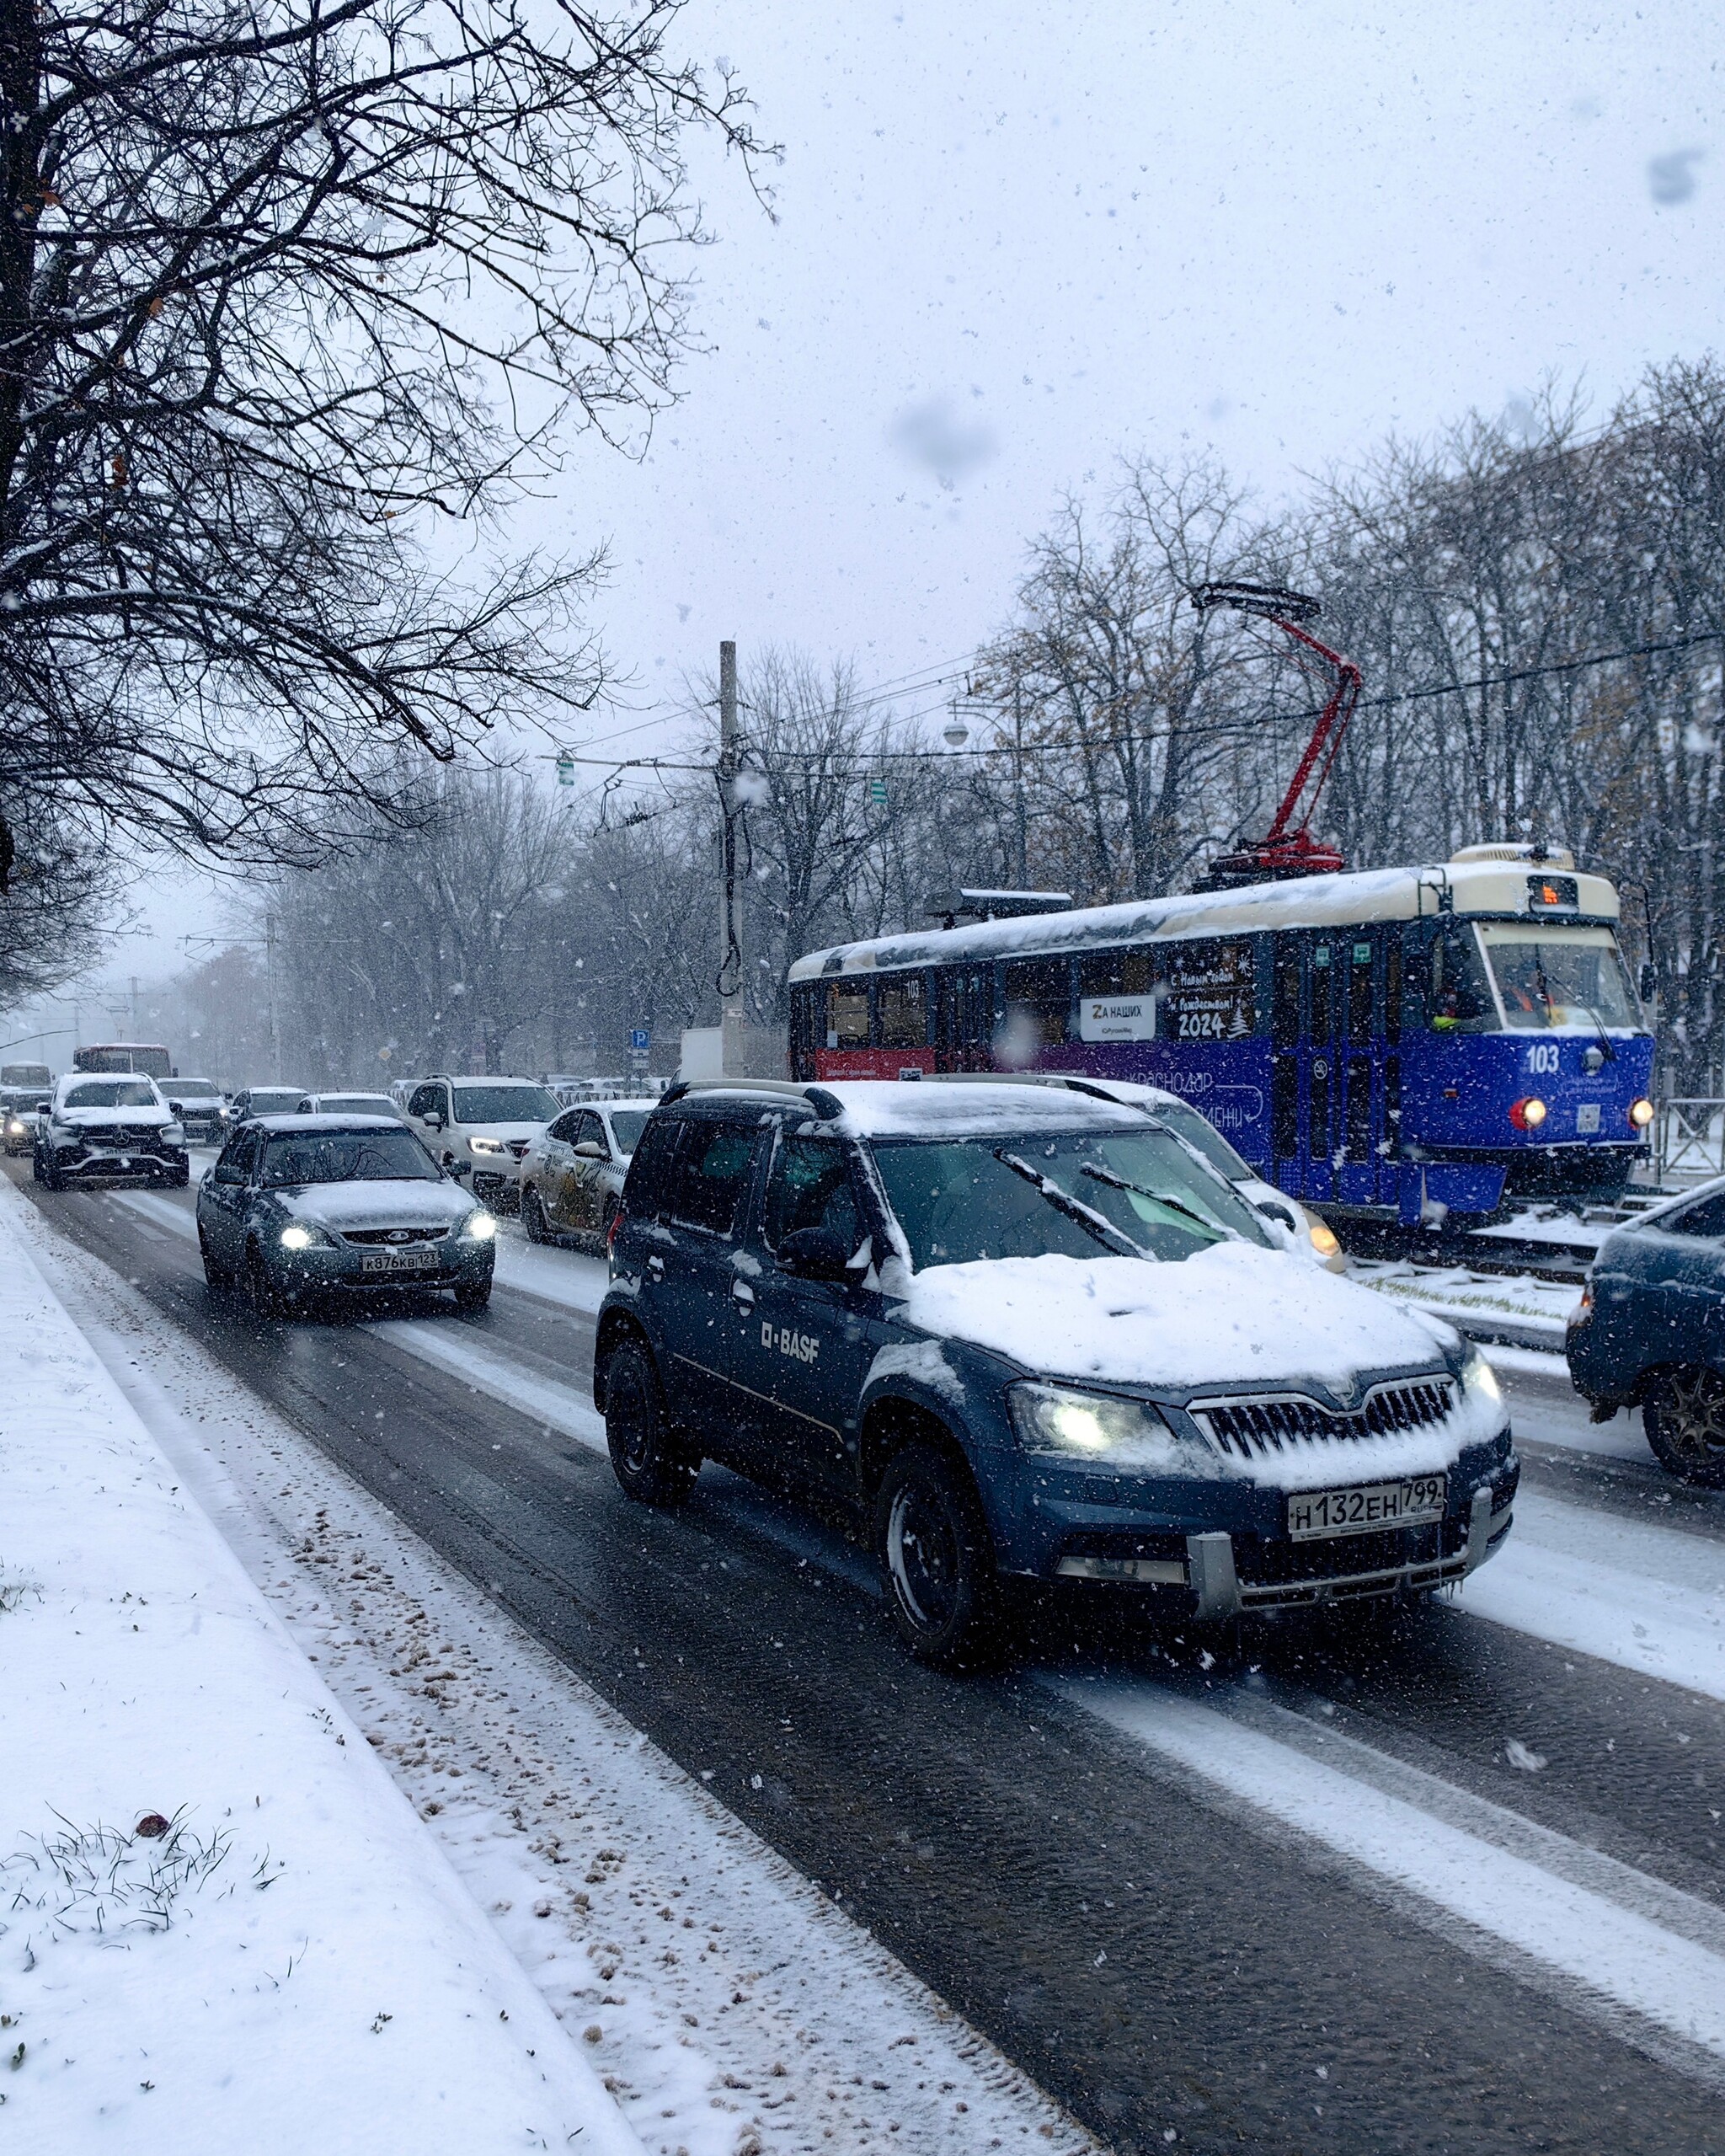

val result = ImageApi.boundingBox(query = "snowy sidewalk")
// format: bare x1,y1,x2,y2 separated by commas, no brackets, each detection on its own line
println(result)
0,1197,642,2154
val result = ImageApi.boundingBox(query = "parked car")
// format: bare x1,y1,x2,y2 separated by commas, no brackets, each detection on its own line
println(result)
163,1077,232,1145
34,1073,189,1190
1567,1179,1725,1485
2,1086,52,1156
402,1075,563,1208
517,1097,656,1248
296,1090,401,1118
594,1078,1514,1667
230,1084,309,1120
196,1114,496,1315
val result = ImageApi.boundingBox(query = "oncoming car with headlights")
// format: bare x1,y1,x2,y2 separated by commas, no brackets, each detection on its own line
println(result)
593,1079,1515,1666
3,1086,51,1156
196,1115,497,1316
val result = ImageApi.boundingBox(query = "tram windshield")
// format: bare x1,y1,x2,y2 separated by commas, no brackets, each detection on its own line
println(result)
1474,925,1640,1033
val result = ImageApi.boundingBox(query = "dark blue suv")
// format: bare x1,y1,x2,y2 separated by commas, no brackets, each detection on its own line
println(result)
594,1079,1516,1666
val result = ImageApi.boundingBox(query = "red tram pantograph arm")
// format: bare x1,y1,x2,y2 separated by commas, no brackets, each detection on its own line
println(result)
1188,581,1364,866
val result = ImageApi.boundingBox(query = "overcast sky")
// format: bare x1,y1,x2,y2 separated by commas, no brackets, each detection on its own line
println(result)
21,0,1720,1052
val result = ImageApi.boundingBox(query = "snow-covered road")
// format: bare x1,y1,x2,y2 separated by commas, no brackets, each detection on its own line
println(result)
15,1162,1725,2153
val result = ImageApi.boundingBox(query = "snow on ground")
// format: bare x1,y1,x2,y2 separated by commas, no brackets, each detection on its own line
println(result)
0,1188,639,2156
490,1221,611,1314
10,1186,1097,2156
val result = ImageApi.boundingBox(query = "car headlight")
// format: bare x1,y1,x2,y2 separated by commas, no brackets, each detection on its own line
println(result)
6,1118,23,1136
469,1137,506,1156
1628,1096,1654,1130
163,1123,185,1143
1309,1219,1341,1260
1458,1343,1502,1404
1007,1381,1179,1468
279,1223,329,1251
461,1208,498,1241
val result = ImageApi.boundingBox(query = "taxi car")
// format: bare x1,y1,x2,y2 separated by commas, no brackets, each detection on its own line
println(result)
197,1115,496,1315
593,1079,1516,1665
517,1096,655,1249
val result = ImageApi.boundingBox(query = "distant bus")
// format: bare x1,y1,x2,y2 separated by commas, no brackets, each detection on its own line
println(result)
0,1062,51,1088
72,1042,174,1081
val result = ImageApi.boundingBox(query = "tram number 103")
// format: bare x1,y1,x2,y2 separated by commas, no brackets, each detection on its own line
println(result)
1524,1042,1562,1075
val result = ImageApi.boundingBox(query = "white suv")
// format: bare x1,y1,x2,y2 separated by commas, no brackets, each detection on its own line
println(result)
403,1075,563,1208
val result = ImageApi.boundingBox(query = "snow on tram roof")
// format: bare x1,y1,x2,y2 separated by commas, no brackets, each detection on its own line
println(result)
787,859,1621,982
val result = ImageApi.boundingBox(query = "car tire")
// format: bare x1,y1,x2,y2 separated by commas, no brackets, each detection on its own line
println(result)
244,1244,283,1319
453,1276,492,1313
163,1158,190,1189
604,1340,697,1507
40,1155,65,1191
199,1229,234,1294
1643,1366,1725,1488
874,1441,1007,1670
521,1188,552,1244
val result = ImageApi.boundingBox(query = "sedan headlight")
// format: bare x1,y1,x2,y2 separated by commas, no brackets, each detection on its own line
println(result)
1007,1382,1180,1468
460,1208,498,1242
469,1137,507,1156
279,1223,331,1251
5,1118,24,1136
1458,1342,1502,1404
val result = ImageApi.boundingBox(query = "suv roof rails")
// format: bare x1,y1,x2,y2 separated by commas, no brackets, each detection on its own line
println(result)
921,1071,1167,1107
659,1077,846,1119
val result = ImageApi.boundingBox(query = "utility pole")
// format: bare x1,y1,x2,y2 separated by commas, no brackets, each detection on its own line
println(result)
1010,679,1028,889
265,912,283,1083
716,639,748,1077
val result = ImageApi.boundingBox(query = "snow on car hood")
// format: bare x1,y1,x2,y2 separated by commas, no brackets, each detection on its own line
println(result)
900,1240,1458,1395
57,1105,170,1128
276,1180,473,1232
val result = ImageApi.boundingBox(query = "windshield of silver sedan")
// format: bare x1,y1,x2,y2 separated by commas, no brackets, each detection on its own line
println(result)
261,1131,440,1186
870,1128,1272,1268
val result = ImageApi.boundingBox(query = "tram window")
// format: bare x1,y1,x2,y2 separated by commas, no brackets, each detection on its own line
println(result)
1272,941,1300,1047
825,982,871,1049
1078,948,1155,998
1476,928,1639,1032
1002,958,1071,1047
1160,937,1256,1042
1429,929,1495,1033
1347,939,1375,1041
879,972,927,1048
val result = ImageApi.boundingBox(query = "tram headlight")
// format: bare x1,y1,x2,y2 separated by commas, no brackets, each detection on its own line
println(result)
1509,1096,1548,1131
1628,1097,1654,1130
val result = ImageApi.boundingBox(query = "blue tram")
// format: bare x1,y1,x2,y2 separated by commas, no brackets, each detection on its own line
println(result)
787,846,1656,1226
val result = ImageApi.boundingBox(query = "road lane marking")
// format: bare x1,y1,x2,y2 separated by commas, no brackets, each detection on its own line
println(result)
366,1319,610,1449
1056,1672,1725,2075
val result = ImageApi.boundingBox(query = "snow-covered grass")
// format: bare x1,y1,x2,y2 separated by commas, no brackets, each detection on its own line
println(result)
10,1181,1097,2156
1353,1255,1577,1345
0,1186,639,2156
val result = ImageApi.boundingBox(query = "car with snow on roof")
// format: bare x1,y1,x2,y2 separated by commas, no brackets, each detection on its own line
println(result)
196,1114,497,1316
34,1073,190,1189
592,1078,1516,1666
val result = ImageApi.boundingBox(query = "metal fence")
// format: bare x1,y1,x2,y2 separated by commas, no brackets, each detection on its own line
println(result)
1655,1099,1725,1183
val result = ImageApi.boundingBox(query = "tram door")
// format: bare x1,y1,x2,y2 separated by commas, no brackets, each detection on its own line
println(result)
1272,931,1389,1206
932,965,994,1073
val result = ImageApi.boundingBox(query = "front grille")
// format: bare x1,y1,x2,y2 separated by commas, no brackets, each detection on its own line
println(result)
72,1126,166,1151
340,1225,449,1246
1194,1376,1455,1462
505,1138,531,1159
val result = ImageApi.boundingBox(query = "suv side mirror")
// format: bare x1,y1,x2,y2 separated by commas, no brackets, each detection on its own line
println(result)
424,1110,446,1131
212,1161,245,1185
777,1226,852,1281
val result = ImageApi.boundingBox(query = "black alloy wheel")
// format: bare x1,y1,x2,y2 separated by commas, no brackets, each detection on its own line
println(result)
603,1341,697,1507
874,1441,1007,1670
1644,1365,1725,1488
521,1187,552,1244
453,1276,492,1313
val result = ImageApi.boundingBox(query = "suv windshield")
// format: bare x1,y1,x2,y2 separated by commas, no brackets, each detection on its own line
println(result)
64,1079,158,1109
452,1084,560,1123
1477,927,1640,1033
872,1128,1272,1267
261,1131,439,1186
249,1089,307,1113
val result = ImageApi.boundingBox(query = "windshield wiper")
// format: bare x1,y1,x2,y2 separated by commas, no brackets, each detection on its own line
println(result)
992,1150,1148,1260
1077,1160,1227,1240
1577,1003,1617,1063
